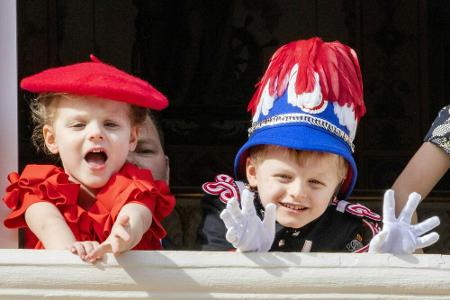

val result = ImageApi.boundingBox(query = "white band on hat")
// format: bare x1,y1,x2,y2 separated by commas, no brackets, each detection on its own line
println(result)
248,113,355,153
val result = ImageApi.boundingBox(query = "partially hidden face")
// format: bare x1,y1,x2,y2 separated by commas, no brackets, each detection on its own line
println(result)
246,147,346,229
127,116,169,182
43,95,138,194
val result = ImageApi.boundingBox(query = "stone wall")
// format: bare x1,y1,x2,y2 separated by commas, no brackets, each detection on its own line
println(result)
1,250,450,299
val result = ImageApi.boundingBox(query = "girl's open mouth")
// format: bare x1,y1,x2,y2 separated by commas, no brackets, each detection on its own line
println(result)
84,149,108,169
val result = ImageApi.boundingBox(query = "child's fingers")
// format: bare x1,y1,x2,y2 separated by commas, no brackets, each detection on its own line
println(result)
368,230,388,253
412,216,440,237
83,241,99,255
398,192,421,224
117,214,130,227
85,242,101,263
86,243,111,261
109,236,123,254
220,209,237,229
416,232,440,249
71,242,87,258
227,199,243,223
382,190,396,223
241,189,256,216
225,227,239,245
262,203,277,231
113,225,131,242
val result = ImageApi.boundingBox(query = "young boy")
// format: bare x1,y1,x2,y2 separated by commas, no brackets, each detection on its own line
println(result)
198,37,440,253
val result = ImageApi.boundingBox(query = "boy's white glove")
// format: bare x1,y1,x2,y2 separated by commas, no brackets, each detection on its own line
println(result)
219,188,277,252
369,189,440,254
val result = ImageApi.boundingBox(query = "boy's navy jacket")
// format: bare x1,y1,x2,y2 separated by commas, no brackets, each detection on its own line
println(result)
198,174,381,253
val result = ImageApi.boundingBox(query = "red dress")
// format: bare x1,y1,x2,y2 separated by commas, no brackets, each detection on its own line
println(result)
3,162,175,250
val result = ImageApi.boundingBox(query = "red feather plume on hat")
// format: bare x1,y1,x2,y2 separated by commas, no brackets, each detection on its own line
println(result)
248,37,365,121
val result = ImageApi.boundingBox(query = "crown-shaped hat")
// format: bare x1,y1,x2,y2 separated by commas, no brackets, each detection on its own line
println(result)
234,37,365,199
20,55,168,110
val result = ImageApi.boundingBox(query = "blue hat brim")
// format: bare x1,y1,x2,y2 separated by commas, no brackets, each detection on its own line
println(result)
233,123,357,200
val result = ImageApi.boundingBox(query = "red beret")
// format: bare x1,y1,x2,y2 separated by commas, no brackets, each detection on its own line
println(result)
20,55,168,110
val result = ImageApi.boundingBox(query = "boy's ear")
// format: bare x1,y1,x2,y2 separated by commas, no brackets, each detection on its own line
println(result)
129,125,138,151
245,156,258,187
43,124,59,154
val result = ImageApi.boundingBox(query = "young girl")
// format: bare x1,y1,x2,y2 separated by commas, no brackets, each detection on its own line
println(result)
3,55,175,262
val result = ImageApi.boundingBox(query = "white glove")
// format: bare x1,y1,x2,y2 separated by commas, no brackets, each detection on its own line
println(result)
369,189,440,254
219,188,277,252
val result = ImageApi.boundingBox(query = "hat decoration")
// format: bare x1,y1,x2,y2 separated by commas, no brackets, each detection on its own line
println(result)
234,37,366,199
20,54,168,110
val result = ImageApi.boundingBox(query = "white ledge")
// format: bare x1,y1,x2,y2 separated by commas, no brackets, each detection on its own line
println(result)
1,250,450,299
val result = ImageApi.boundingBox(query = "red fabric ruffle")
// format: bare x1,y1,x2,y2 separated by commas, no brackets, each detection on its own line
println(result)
3,163,175,250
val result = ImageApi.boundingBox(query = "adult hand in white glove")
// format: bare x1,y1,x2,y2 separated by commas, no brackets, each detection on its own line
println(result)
219,188,277,252
369,189,440,254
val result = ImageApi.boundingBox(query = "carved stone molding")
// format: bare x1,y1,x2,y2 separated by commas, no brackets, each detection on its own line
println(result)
1,250,450,299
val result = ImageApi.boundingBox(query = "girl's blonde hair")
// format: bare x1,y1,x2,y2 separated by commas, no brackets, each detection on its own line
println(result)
248,145,348,181
30,93,147,154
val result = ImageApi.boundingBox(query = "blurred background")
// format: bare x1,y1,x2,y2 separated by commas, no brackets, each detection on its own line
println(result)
16,0,449,251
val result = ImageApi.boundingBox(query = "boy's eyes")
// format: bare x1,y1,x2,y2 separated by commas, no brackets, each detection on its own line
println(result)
274,175,325,186
275,174,292,180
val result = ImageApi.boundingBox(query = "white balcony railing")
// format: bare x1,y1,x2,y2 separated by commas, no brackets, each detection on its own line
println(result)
1,249,450,299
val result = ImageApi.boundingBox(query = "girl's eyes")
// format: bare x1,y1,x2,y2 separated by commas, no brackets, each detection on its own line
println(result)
67,121,120,128
69,122,85,128
104,121,119,128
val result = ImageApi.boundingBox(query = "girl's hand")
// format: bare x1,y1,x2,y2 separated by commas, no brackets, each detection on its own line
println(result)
85,214,132,261
69,241,100,262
